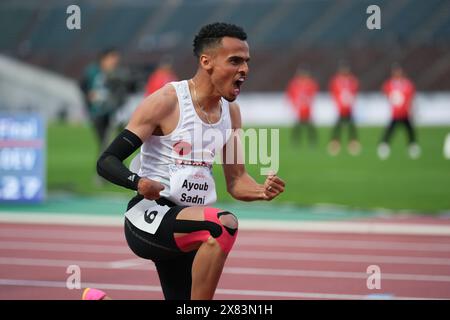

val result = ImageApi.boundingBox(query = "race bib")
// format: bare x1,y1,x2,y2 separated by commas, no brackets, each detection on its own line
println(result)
169,164,217,206
340,89,355,106
124,199,170,234
389,90,405,107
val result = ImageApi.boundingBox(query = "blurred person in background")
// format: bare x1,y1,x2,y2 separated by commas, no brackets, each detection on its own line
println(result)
378,64,420,159
286,67,319,147
80,48,122,156
328,62,360,156
144,57,178,97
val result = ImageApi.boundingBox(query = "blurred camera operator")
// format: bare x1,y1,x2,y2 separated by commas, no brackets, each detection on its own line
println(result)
80,48,123,156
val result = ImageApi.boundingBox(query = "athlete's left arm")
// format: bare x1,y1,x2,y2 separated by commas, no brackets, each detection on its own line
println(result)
221,102,285,201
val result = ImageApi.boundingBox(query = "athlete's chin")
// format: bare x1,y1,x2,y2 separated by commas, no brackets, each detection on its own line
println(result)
223,95,237,102
223,89,240,102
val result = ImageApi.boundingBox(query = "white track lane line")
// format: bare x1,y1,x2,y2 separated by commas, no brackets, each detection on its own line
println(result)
1,241,450,266
1,242,450,266
2,228,450,251
230,250,450,265
0,228,120,241
2,237,450,253
0,278,442,300
237,237,450,252
0,241,131,254
1,257,450,282
2,213,450,235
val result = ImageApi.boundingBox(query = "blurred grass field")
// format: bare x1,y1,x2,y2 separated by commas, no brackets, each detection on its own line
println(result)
48,123,450,212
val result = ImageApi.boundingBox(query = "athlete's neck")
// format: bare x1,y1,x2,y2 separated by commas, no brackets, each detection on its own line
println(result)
190,75,221,112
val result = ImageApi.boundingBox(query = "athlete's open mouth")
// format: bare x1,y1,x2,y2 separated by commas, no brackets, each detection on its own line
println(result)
233,77,245,94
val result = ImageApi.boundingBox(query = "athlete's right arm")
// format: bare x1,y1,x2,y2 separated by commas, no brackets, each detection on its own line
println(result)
96,84,177,200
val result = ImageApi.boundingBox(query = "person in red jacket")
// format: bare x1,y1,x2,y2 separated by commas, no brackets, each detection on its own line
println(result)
378,65,420,159
328,63,361,155
286,68,318,146
144,59,178,97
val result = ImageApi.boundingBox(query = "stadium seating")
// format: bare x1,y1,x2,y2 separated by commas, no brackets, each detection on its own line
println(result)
0,0,449,91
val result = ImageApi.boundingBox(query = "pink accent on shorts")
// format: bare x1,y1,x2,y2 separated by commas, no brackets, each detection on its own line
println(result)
175,230,210,252
82,288,106,300
174,207,238,253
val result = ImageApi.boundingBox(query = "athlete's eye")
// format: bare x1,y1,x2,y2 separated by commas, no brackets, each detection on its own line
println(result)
229,57,241,65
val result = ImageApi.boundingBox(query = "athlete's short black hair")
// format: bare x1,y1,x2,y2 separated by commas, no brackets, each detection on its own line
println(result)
193,22,247,58
98,47,119,61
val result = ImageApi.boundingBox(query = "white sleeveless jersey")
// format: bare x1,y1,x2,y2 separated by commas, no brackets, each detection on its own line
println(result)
138,80,232,206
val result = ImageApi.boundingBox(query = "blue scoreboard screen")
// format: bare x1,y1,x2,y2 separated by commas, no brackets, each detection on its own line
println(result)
0,114,46,203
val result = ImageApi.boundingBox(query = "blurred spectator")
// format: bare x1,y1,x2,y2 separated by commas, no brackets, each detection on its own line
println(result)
80,48,122,154
286,67,318,146
378,64,420,159
328,62,361,156
144,58,178,97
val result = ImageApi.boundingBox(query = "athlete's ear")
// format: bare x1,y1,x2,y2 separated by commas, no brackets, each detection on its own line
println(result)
200,54,213,71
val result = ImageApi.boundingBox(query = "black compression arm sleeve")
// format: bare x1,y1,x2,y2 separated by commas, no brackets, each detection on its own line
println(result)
96,129,143,191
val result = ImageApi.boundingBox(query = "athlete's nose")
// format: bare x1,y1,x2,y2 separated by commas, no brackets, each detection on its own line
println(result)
239,61,249,75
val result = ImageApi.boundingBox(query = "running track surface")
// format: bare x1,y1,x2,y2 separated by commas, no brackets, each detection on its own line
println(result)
1,220,450,300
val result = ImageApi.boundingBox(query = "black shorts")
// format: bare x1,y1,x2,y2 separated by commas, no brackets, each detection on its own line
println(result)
124,194,189,262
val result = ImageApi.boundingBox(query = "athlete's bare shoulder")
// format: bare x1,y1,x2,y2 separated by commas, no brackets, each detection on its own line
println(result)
126,83,178,141
143,83,178,118
228,101,242,130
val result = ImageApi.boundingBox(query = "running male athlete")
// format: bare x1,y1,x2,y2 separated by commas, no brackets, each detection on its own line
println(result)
89,23,285,300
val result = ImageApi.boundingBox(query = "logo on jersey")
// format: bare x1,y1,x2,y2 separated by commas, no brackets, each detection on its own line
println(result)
173,141,192,156
144,210,158,224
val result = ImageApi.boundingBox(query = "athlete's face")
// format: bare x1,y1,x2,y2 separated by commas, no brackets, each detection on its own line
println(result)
101,52,120,72
202,37,250,102
392,67,404,78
